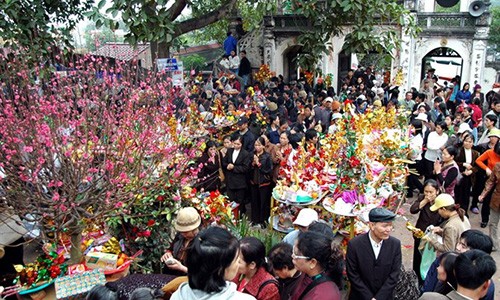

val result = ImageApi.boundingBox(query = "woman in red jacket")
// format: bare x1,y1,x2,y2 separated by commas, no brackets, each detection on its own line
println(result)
291,231,342,300
234,237,280,300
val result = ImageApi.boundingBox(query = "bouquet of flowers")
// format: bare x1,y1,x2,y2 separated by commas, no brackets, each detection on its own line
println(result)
191,190,236,226
254,64,272,83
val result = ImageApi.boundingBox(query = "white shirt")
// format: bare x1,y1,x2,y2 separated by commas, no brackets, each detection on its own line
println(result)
232,149,240,163
464,148,472,164
220,58,231,69
368,231,383,259
424,132,448,162
229,55,240,69
410,133,424,161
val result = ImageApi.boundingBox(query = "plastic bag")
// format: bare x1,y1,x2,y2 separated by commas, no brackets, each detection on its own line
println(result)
420,241,436,280
419,226,443,280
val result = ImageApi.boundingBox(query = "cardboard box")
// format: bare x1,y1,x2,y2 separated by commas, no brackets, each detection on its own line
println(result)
85,252,118,271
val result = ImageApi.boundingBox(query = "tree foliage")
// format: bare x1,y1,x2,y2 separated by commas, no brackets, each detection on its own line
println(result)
181,54,207,71
1,0,416,68
181,0,276,46
489,6,500,52
292,0,420,69
82,23,124,52
85,0,240,56
0,0,94,54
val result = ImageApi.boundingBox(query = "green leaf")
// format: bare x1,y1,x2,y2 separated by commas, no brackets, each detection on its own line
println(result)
98,0,105,10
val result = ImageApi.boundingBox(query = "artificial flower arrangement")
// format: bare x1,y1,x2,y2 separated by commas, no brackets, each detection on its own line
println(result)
254,64,272,83
189,190,237,226
272,103,409,236
322,106,410,214
273,139,329,204
325,73,334,88
14,251,67,288
303,70,314,85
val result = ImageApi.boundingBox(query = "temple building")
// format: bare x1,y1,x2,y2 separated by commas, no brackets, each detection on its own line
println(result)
238,0,494,91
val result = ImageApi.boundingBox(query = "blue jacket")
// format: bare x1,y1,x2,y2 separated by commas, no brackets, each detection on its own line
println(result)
223,36,237,55
456,90,472,104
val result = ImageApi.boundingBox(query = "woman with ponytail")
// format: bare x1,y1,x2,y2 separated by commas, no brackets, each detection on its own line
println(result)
424,193,471,254
290,231,342,300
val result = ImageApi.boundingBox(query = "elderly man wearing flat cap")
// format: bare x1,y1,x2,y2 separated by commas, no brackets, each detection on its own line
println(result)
346,207,402,300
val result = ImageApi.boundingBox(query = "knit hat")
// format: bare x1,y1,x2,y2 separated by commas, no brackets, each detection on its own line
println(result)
174,207,201,232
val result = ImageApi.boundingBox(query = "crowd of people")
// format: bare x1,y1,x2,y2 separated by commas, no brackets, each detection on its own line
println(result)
85,206,496,300
79,61,500,300
167,62,500,299
1,24,500,299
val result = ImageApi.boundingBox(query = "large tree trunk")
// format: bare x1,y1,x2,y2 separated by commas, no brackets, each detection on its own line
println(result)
150,42,171,68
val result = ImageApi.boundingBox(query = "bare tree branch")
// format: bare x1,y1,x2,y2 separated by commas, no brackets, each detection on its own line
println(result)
173,0,237,38
166,0,188,21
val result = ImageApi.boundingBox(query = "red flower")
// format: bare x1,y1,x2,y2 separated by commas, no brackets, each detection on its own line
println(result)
157,195,165,202
350,157,360,167
147,219,155,227
142,230,151,237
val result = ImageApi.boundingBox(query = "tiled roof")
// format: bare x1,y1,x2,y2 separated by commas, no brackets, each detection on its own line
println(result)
91,43,150,61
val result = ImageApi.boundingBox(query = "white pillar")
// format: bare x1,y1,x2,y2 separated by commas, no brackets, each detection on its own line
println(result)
399,14,417,92
470,32,488,86
263,17,276,71
460,0,471,13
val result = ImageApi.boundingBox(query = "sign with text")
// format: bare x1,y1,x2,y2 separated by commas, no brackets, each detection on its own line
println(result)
172,61,184,87
157,58,178,71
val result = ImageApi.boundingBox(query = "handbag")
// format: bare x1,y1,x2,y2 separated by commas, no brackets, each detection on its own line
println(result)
217,151,225,182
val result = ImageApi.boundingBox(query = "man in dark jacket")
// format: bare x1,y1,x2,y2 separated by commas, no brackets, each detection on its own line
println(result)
222,135,251,214
238,50,252,87
233,116,256,153
346,208,402,300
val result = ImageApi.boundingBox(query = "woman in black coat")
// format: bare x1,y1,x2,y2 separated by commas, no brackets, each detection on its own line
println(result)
222,135,251,214
454,132,480,215
250,137,273,225
196,140,221,192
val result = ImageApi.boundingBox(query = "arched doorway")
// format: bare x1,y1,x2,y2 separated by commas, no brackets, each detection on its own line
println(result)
421,47,463,86
337,50,352,91
282,45,303,83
